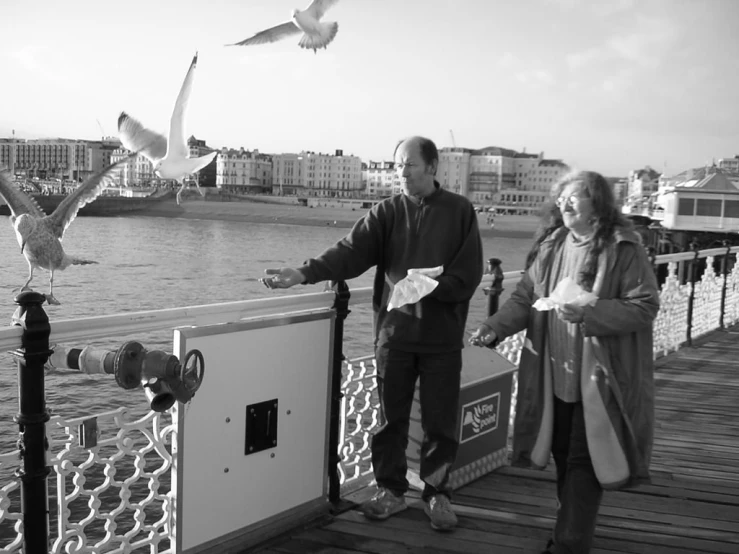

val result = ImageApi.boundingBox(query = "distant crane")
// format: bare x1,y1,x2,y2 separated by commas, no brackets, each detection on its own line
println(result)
449,130,457,147
96,119,105,139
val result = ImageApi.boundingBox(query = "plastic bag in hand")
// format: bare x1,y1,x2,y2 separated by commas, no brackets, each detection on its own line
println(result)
387,266,444,311
532,276,598,311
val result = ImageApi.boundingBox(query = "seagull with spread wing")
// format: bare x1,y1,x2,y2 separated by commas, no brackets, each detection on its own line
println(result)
0,159,131,305
118,52,216,205
227,0,340,53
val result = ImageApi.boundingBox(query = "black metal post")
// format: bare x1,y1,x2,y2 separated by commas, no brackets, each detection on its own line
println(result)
685,242,700,347
719,240,732,329
482,258,505,317
646,246,657,271
11,291,52,554
328,281,350,504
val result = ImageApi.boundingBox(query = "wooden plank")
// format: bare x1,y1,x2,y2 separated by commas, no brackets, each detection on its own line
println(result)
245,325,739,554
329,511,528,553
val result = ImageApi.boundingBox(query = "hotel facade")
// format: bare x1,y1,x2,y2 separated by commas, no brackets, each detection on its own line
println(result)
270,149,363,198
0,138,118,182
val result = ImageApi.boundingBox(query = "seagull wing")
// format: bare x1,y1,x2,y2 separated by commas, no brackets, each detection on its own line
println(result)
305,0,339,20
48,156,132,238
228,21,301,46
118,112,167,163
167,52,199,160
0,169,45,219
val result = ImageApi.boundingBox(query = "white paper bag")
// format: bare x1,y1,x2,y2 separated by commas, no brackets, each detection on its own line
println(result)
532,276,598,311
387,266,444,310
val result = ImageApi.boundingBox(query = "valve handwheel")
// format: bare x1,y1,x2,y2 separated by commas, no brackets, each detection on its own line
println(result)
181,349,205,395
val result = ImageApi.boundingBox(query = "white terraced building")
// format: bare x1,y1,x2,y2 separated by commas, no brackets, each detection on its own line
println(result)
216,147,273,194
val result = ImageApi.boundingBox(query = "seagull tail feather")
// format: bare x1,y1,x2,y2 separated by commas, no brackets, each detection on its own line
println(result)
298,21,338,51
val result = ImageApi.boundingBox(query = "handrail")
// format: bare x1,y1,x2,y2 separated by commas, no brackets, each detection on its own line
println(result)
657,245,739,263
0,291,336,353
2,247,736,354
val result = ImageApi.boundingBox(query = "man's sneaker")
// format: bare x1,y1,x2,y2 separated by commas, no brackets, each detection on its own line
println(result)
424,494,458,531
360,488,407,521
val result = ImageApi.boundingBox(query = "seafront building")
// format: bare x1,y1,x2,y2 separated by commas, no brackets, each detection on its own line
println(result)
626,166,661,205
0,134,596,214
434,146,570,214
436,147,472,196
188,136,217,188
216,147,273,194
110,146,155,188
270,149,363,198
718,155,739,173
364,160,400,198
0,137,118,182
0,134,566,212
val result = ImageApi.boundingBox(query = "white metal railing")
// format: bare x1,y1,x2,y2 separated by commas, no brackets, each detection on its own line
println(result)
1,247,738,552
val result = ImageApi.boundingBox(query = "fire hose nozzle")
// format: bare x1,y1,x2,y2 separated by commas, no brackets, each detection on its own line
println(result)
113,341,205,412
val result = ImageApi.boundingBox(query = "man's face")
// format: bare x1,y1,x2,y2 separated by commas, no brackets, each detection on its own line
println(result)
394,140,435,198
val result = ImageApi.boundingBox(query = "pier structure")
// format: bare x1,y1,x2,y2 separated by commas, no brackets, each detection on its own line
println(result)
0,246,737,553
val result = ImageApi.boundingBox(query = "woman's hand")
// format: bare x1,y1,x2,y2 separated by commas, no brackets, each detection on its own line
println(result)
468,325,497,347
557,303,585,324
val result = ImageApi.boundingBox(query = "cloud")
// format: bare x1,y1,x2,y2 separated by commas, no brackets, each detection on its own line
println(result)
7,45,72,86
497,52,555,88
566,47,607,70
543,0,581,8
591,0,636,17
497,52,519,69
563,13,681,95
515,70,555,87
545,0,637,16
606,16,680,67
9,46,48,76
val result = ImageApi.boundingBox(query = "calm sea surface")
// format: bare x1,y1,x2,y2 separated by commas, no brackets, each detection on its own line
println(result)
0,214,531,454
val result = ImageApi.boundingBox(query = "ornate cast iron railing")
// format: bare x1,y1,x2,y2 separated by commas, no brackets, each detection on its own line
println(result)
1,246,738,552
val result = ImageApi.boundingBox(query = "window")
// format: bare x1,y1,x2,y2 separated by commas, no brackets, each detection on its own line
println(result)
724,201,739,218
677,198,695,216
696,199,722,217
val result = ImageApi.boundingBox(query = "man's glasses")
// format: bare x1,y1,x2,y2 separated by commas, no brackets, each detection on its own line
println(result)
555,194,588,209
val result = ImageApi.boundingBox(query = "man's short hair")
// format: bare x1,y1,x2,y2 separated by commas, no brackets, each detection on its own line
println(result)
393,136,439,175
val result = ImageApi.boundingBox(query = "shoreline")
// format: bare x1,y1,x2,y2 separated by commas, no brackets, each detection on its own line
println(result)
128,198,541,240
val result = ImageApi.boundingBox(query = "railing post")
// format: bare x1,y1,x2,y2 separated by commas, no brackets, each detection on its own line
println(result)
11,291,52,554
483,258,505,317
328,281,350,504
719,240,732,329
646,246,657,271
686,241,700,347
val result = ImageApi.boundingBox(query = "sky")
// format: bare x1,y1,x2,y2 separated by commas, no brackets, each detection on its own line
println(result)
1,0,738,177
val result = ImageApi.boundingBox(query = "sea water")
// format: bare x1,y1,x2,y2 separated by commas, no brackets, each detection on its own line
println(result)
0,214,531,455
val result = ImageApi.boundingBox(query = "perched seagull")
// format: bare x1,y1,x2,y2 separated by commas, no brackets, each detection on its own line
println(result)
227,0,340,53
0,159,131,305
118,52,216,205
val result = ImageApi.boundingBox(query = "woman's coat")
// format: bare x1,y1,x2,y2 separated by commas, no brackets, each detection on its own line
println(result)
484,226,660,489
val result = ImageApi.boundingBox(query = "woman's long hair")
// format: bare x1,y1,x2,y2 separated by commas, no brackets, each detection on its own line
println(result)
524,170,633,291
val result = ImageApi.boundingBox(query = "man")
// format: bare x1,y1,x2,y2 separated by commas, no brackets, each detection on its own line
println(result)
262,136,483,531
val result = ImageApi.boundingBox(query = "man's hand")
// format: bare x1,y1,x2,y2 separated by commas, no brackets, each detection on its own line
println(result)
261,268,307,289
468,325,497,347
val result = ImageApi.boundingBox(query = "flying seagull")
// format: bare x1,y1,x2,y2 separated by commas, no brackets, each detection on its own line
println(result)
118,52,216,205
0,158,131,305
227,0,340,53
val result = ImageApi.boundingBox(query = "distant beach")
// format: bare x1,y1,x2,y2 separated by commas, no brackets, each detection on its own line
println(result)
131,197,541,240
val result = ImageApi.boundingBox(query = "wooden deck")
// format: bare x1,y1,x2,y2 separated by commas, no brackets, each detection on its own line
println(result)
254,328,739,554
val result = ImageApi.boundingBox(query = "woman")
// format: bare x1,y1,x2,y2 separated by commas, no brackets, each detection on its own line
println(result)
469,170,659,553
